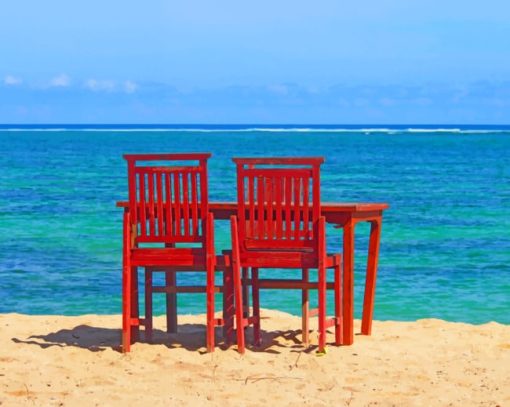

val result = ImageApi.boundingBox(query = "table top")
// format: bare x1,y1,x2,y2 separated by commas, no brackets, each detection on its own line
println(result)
208,201,388,212
116,201,388,211
117,201,388,225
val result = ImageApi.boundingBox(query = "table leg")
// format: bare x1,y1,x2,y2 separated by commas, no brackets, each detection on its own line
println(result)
361,218,382,335
242,267,249,318
342,220,355,345
166,270,177,333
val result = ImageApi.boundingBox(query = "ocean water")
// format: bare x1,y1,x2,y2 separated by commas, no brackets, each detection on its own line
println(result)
0,125,509,324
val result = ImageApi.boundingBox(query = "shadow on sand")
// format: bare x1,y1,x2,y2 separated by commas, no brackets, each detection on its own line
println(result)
11,323,318,354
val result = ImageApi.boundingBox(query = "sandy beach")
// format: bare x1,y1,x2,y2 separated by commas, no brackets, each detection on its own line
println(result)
1,310,508,406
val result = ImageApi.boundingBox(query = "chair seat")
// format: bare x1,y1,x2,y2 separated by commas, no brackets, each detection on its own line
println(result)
223,249,341,269
131,247,206,267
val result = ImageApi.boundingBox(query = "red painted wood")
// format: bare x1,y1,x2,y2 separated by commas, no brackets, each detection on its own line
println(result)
182,171,190,237
156,171,164,237
275,176,283,239
139,172,147,237
301,268,309,346
361,218,382,335
266,178,274,239
144,269,153,343
293,176,301,240
130,266,139,343
116,200,389,218
164,174,173,236
122,153,229,353
230,157,341,353
285,176,292,239
191,172,198,236
257,176,264,239
248,175,255,237
165,270,177,333
342,219,355,346
122,210,132,353
116,199,388,347
317,216,326,353
334,257,343,346
230,216,245,354
233,157,324,165
148,170,155,236
252,268,261,346
124,153,211,161
173,171,181,237
303,176,310,239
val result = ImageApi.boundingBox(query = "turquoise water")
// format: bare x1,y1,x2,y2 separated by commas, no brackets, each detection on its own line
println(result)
1,126,509,323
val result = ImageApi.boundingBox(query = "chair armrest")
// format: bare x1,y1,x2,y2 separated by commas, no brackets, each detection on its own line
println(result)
123,209,133,251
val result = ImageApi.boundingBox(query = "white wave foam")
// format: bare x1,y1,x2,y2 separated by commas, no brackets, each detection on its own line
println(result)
1,127,509,134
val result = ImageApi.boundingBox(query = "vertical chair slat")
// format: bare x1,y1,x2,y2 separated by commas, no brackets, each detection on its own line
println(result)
200,163,208,240
285,175,292,240
182,170,190,236
275,175,283,239
191,171,198,236
173,172,181,237
165,172,173,236
303,175,310,239
148,170,155,237
257,176,264,239
156,171,163,237
248,175,255,239
266,177,274,240
139,171,146,237
293,176,301,240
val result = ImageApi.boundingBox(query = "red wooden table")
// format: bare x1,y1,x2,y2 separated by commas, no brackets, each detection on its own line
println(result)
117,201,388,346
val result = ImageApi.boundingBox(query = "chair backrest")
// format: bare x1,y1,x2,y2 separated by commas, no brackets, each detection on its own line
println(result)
124,153,211,245
233,157,324,252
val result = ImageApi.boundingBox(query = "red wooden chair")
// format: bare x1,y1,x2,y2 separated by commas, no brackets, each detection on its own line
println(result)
228,157,342,354
122,153,228,353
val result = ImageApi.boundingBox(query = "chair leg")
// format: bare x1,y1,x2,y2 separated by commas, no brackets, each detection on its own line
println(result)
206,259,215,352
233,259,245,354
222,264,235,343
252,268,261,346
242,267,249,318
144,269,153,343
122,261,132,352
130,266,140,343
301,268,310,346
318,264,327,353
230,215,245,354
334,262,343,346
165,270,177,334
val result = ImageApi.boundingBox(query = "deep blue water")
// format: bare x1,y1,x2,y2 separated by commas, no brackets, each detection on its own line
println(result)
1,125,509,323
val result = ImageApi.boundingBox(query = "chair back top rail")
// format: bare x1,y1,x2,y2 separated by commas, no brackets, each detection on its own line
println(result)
124,153,211,162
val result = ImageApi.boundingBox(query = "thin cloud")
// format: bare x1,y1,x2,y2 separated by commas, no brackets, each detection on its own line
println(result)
85,79,116,92
3,75,23,86
124,80,138,94
50,74,71,87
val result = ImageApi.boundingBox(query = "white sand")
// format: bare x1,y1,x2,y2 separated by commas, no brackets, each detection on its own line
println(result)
1,311,509,406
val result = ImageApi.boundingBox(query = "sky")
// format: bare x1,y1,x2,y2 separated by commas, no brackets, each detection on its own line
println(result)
1,0,509,124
